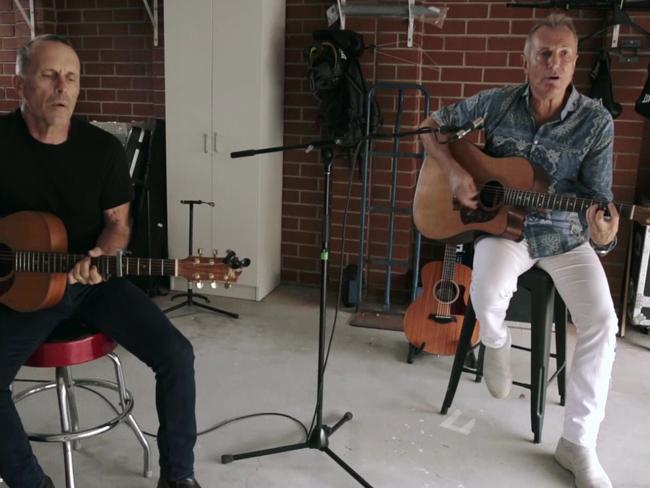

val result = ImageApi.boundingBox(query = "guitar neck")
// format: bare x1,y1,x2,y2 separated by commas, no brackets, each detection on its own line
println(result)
441,244,459,281
13,251,178,278
503,189,638,221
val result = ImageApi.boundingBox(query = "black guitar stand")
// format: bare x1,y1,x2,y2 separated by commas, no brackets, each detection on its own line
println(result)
163,199,239,319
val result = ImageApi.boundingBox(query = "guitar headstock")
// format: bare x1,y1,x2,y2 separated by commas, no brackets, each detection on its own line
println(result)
177,251,250,289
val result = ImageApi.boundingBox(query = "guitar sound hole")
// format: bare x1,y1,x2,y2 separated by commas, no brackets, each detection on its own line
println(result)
479,180,504,210
433,279,460,304
0,243,13,279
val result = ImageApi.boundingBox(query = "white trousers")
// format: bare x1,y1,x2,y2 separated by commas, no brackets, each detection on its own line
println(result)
471,237,618,448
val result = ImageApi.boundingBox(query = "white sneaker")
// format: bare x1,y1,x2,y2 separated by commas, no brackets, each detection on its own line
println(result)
554,437,612,488
482,331,512,399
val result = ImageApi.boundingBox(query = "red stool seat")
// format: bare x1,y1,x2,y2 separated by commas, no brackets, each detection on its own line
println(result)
26,328,117,367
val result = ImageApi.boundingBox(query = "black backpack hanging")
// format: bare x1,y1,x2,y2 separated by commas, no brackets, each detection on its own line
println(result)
590,50,622,119
306,29,381,148
635,62,650,119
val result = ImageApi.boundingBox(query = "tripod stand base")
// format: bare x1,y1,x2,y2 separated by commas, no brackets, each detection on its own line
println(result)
220,411,372,487
162,291,239,318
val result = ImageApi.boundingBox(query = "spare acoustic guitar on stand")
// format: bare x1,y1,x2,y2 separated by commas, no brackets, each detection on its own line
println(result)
403,243,479,363
0,211,249,312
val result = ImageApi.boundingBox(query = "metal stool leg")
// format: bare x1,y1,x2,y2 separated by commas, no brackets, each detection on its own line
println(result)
107,352,153,478
62,367,81,450
441,301,477,414
554,293,567,406
529,280,555,444
55,368,76,488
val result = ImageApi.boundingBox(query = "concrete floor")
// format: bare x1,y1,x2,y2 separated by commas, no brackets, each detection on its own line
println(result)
8,285,650,488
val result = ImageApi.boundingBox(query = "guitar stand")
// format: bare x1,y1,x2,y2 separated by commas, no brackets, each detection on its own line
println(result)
406,342,425,364
163,200,239,319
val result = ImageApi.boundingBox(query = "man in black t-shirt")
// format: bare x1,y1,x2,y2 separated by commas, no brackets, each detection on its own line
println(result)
0,35,201,488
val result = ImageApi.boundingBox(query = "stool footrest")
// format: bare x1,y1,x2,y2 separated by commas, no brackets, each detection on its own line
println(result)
14,378,135,443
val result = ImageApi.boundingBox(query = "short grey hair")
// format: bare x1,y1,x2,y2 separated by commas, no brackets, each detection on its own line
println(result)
523,13,578,58
16,34,74,76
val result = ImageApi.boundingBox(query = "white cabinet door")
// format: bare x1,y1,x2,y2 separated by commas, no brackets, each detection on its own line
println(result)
211,0,285,299
164,0,214,260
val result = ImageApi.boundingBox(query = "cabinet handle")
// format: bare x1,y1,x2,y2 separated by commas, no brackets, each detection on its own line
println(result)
213,132,218,153
203,133,209,154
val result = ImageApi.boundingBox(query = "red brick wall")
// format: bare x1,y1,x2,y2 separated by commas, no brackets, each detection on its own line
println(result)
0,0,163,121
283,0,650,314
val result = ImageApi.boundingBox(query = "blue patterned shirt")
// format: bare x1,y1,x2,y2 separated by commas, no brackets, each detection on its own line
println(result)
432,83,614,258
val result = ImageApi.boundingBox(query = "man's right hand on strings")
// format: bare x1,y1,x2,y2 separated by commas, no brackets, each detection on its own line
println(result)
449,166,479,209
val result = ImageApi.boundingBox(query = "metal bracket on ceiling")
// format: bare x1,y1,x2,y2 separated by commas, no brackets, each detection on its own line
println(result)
13,0,35,39
142,0,159,47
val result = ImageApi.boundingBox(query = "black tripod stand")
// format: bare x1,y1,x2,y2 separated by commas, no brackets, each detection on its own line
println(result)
163,199,239,319
221,147,372,487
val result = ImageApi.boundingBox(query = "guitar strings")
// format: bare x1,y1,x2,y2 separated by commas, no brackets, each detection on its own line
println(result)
471,184,634,211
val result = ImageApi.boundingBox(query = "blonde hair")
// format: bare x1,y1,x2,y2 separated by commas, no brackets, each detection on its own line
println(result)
523,13,578,58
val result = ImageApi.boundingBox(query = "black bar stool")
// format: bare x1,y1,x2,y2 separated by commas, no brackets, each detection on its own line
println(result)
441,267,567,443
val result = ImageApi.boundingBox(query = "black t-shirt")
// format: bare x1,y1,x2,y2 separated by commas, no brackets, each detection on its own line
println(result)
0,110,134,254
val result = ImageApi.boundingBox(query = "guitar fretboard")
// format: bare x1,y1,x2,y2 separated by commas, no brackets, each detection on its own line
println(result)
440,244,458,284
13,251,178,278
502,188,636,219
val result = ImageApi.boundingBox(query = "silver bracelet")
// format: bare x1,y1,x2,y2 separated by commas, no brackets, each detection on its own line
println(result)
589,235,618,256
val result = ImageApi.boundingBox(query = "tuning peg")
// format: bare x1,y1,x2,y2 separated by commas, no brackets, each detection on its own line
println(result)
196,281,204,289
197,248,203,256
208,273,215,280
211,281,218,289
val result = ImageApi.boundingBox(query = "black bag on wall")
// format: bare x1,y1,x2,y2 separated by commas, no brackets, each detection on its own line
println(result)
635,63,650,119
590,50,622,119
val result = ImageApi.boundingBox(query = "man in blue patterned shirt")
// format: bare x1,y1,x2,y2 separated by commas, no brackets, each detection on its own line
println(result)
418,14,618,488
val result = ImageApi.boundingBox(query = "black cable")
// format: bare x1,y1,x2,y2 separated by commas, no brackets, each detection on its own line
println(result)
12,379,309,442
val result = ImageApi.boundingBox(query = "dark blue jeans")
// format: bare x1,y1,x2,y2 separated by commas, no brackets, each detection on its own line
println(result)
0,279,197,487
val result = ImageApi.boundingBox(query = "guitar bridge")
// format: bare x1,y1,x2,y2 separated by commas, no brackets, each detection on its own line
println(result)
428,314,456,324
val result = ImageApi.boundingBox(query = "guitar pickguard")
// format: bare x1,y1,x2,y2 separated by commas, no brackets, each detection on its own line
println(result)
459,207,498,224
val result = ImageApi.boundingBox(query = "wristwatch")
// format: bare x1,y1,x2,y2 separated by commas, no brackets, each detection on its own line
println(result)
589,236,618,256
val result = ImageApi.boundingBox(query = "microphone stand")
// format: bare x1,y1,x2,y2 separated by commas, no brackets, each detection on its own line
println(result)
221,123,471,486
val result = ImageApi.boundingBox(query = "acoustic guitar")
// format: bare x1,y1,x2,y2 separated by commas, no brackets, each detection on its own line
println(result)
413,139,650,243
0,211,248,312
403,244,479,356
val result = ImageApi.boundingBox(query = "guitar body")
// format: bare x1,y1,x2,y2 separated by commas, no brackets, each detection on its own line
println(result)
414,140,550,243
0,211,68,312
403,259,478,356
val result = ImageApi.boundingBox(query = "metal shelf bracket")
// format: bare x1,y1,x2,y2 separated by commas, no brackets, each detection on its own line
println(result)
13,0,35,39
141,0,159,47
